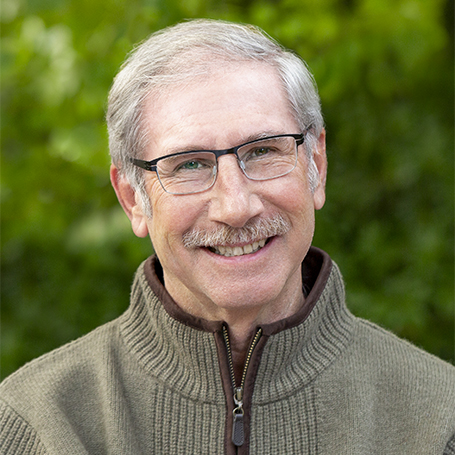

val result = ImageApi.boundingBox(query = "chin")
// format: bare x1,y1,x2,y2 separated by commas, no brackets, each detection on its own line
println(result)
209,285,283,313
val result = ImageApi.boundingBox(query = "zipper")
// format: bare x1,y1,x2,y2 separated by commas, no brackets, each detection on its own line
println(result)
222,325,262,447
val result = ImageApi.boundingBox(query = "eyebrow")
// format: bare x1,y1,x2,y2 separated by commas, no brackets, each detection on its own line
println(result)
240,130,286,143
162,130,289,155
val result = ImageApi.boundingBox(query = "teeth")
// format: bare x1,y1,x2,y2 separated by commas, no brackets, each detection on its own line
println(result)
233,247,243,256
212,239,267,257
243,244,253,254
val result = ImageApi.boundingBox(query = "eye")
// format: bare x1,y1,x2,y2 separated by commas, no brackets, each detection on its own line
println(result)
244,146,280,161
252,147,271,157
179,160,203,170
173,157,214,173
159,152,216,177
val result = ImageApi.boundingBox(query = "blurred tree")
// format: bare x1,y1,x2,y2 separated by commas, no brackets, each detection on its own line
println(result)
1,0,453,379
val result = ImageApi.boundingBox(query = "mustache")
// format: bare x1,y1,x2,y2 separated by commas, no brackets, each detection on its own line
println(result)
182,214,291,248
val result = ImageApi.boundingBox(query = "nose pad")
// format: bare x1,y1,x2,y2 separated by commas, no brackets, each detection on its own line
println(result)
204,163,219,192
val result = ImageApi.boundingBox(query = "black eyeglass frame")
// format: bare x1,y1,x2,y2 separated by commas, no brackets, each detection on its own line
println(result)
130,133,305,194
131,133,304,171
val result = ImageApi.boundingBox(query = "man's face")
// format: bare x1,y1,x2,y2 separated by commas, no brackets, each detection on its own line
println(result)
119,62,326,320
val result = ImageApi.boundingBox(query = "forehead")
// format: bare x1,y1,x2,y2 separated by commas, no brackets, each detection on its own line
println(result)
142,61,299,158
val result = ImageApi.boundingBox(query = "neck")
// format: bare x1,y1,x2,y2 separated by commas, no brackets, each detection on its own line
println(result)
167,285,305,384
162,266,305,380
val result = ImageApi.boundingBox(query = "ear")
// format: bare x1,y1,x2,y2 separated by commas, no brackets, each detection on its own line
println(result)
312,128,327,211
110,164,149,238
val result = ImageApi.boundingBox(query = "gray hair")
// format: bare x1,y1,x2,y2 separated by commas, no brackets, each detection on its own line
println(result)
107,19,324,211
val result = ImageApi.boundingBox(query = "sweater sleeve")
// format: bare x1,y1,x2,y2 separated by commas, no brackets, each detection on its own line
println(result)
444,434,455,455
0,400,47,455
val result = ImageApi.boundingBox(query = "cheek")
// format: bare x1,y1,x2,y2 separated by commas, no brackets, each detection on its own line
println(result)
265,169,313,214
146,176,164,203
149,190,205,248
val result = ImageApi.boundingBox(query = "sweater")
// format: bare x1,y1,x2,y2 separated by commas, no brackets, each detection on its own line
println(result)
1,247,454,454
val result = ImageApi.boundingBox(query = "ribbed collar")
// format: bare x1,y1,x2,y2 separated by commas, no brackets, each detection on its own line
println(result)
120,247,355,403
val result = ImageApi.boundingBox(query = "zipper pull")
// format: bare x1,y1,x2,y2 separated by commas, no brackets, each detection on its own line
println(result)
232,387,244,446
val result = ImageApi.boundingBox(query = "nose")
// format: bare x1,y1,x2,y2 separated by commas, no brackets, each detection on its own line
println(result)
207,155,264,228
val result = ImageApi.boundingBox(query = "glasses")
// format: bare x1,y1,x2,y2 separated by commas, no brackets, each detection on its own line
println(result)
130,133,305,195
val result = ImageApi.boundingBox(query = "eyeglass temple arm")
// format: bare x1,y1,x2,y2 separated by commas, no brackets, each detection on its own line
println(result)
130,158,157,172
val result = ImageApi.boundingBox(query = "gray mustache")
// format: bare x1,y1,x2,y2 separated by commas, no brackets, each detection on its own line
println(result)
182,214,291,248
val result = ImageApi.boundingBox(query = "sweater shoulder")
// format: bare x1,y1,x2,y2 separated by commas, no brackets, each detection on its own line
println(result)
0,313,142,455
356,317,454,365
317,315,455,453
0,317,122,407
352,316,455,391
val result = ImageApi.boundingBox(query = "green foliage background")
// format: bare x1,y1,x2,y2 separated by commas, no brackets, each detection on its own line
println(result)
1,0,454,379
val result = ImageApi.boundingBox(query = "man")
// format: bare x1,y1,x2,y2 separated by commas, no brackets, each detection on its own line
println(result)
1,19,454,455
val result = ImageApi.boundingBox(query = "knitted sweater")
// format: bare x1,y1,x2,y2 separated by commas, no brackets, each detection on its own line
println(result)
1,248,454,454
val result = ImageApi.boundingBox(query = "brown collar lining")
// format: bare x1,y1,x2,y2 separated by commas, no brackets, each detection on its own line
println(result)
143,246,333,336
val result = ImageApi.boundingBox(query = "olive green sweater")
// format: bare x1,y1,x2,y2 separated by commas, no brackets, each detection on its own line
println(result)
1,248,454,454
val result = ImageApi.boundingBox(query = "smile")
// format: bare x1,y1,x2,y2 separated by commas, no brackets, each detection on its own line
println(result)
209,239,267,257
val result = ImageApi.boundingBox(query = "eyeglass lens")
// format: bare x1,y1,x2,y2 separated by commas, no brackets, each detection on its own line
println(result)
156,136,298,195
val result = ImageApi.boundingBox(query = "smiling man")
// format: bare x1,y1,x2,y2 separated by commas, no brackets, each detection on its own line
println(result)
1,19,454,455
